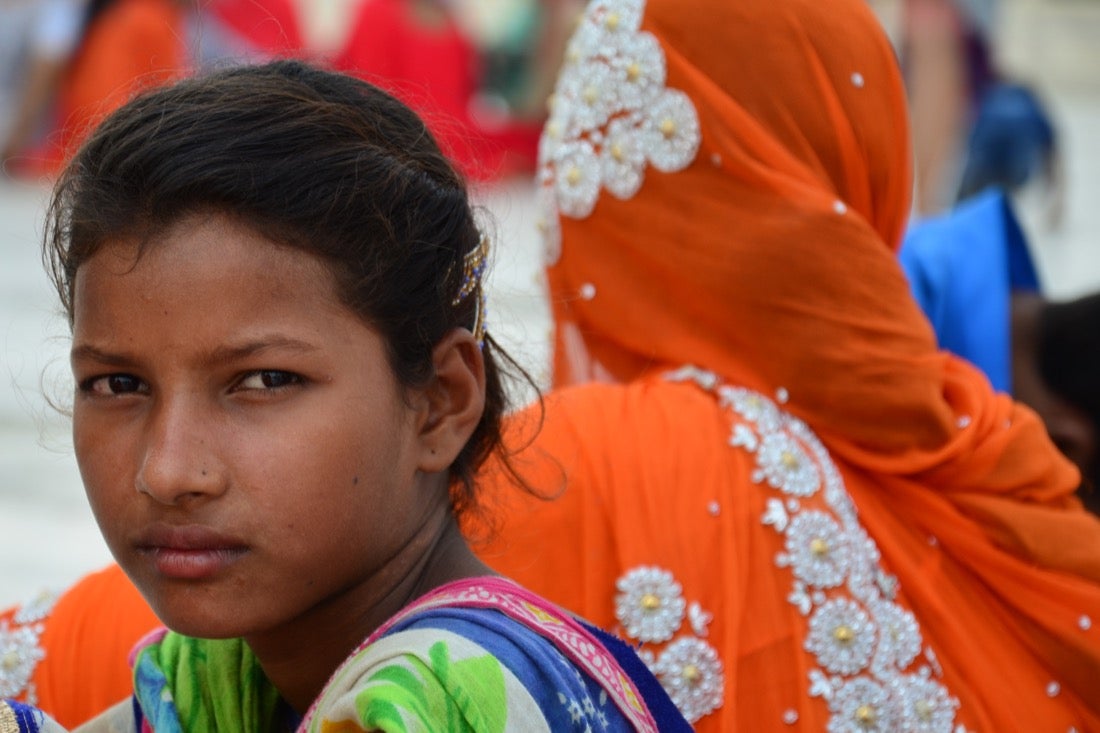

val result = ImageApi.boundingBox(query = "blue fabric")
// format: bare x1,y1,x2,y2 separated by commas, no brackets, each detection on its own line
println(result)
581,621,693,732
2,700,50,732
392,606,685,730
958,82,1056,198
899,188,1041,393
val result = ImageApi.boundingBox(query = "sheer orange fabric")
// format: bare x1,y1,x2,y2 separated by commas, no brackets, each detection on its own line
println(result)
472,0,1100,729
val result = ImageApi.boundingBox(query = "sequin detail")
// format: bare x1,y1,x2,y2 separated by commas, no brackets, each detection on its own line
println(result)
653,637,724,723
536,0,701,263
615,566,685,643
0,589,59,703
0,621,45,700
613,565,723,722
11,590,58,625
665,365,960,731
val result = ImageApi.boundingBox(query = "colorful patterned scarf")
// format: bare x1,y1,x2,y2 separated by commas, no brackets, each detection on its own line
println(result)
130,578,683,732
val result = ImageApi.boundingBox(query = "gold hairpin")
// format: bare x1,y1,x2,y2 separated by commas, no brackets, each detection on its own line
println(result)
454,234,489,305
453,235,489,346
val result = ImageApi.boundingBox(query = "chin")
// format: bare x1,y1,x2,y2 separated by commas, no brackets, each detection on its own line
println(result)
144,588,253,640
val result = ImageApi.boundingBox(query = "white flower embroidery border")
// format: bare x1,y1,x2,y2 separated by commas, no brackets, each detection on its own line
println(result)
665,365,960,733
535,0,701,264
613,566,724,723
0,589,58,703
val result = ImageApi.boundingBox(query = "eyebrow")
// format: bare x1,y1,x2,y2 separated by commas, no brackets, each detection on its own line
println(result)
71,336,321,368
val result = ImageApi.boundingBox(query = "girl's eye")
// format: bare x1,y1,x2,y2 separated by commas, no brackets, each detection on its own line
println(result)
236,370,303,392
82,374,147,396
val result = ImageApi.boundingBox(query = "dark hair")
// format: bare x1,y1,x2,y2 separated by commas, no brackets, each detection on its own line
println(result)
1040,292,1100,427
44,59,526,517
1039,291,1100,496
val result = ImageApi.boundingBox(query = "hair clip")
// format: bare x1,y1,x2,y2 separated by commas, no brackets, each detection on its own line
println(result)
454,234,489,305
453,235,489,346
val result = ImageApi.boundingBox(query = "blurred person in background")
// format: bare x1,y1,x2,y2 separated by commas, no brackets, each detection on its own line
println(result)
902,0,997,215
331,0,544,181
471,0,1100,727
192,0,303,64
0,0,85,176
901,189,1099,511
25,0,193,174
3,0,304,176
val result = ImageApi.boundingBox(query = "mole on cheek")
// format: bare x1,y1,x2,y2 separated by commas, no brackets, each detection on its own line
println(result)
352,475,359,485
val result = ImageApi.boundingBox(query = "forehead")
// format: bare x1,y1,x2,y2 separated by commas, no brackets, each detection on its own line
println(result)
71,213,348,337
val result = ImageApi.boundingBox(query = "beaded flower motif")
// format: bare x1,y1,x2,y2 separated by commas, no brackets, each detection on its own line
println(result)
535,0,701,264
614,566,685,643
665,365,960,732
614,566,723,723
0,621,46,700
0,589,59,703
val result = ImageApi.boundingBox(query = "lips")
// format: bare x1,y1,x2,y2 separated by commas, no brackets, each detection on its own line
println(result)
135,523,249,580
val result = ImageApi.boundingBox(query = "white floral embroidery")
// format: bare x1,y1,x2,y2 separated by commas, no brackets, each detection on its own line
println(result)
729,423,758,451
828,677,896,733
12,590,59,625
788,581,813,616
536,0,700,264
785,510,850,588
807,599,876,675
688,602,712,637
534,184,563,264
614,566,685,643
613,566,722,723
0,620,46,698
601,117,647,199
663,365,960,731
652,637,724,723
642,90,700,172
763,498,790,532
895,674,958,733
553,140,603,219
754,431,821,497
718,385,782,432
871,600,922,671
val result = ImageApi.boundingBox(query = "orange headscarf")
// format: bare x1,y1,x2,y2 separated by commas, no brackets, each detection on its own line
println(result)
474,0,1100,729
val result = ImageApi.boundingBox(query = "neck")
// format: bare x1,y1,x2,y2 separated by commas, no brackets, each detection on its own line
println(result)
246,504,496,714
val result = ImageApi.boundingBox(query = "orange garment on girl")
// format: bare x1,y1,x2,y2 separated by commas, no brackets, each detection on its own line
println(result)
48,0,187,172
470,0,1100,729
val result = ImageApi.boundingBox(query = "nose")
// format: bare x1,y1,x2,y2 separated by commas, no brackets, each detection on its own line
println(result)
136,394,227,506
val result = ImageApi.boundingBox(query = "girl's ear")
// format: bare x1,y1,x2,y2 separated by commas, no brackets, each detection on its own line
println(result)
414,329,486,473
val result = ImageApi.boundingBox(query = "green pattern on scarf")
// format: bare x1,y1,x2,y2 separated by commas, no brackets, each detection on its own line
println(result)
141,632,283,733
356,641,508,732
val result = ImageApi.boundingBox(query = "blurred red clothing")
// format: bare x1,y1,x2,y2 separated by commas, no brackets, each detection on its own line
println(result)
332,0,537,180
208,0,304,57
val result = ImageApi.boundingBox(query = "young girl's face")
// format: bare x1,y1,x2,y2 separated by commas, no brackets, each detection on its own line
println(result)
70,214,449,639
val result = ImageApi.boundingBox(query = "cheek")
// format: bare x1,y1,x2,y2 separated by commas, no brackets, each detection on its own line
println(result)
72,411,129,501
